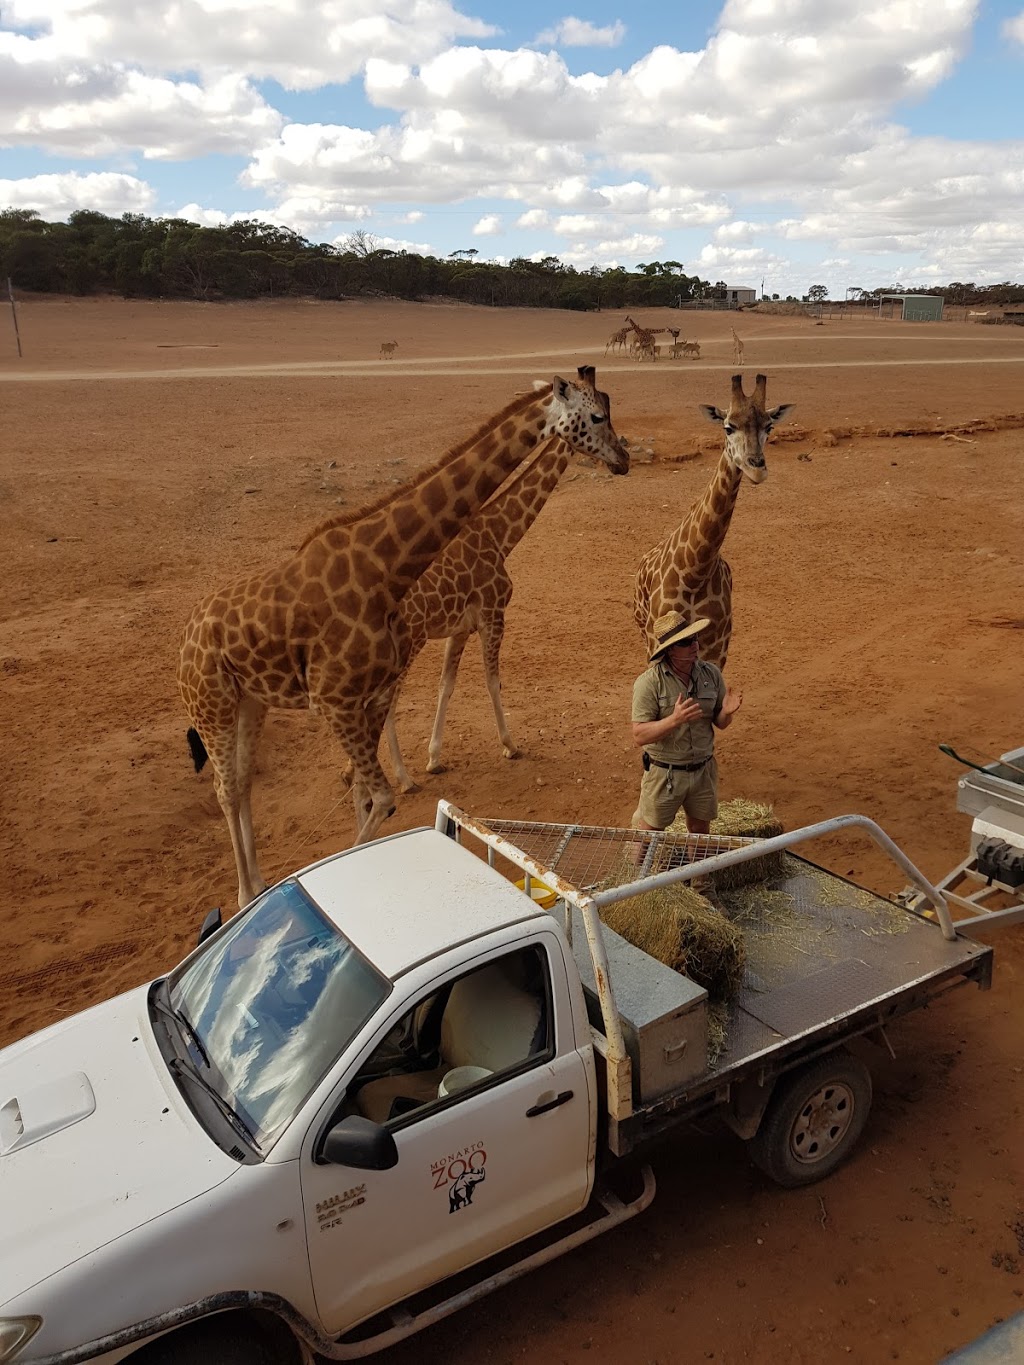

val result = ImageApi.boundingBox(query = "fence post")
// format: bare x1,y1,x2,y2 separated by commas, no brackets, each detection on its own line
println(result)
7,278,22,358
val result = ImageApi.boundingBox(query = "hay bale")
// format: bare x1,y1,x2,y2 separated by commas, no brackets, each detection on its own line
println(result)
602,883,746,1001
669,798,787,890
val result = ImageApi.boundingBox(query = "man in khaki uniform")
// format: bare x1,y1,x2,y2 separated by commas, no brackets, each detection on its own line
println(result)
631,611,742,835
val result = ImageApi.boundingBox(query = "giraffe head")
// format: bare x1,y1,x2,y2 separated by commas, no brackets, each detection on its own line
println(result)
541,366,629,474
698,373,793,485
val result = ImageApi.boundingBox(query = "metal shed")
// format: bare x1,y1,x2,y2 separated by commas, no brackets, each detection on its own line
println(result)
880,293,944,322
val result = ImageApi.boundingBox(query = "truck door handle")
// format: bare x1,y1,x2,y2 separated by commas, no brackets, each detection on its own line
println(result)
526,1090,574,1117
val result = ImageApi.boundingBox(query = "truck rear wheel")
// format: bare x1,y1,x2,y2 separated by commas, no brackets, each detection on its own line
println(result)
747,1053,872,1188
130,1310,303,1364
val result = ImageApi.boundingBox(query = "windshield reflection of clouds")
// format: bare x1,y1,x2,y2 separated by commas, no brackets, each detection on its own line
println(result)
171,881,389,1148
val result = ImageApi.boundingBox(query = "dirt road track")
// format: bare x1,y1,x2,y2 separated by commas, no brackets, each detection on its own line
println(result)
4,353,1024,383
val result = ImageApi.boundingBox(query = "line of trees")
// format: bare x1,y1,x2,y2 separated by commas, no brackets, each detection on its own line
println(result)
829,283,1024,306
0,209,718,310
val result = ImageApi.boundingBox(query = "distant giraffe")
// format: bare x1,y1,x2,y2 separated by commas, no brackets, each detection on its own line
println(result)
624,315,658,362
731,328,744,365
382,369,622,787
178,376,629,907
379,341,398,359
604,325,630,356
633,373,793,669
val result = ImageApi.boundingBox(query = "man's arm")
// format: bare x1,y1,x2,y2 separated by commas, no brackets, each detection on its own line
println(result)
713,685,743,730
632,692,703,747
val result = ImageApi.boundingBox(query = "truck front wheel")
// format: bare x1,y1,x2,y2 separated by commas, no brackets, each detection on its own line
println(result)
747,1053,872,1188
130,1310,303,1364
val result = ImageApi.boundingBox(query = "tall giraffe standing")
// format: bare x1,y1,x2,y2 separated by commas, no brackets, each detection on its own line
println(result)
624,315,658,361
179,375,628,907
382,370,617,787
633,373,792,669
731,328,745,365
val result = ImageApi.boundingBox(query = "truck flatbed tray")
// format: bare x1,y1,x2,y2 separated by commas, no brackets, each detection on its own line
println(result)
702,853,990,1080
438,807,993,1141
458,814,991,1087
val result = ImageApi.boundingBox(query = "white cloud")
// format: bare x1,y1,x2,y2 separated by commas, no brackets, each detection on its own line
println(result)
515,208,550,228
174,202,229,227
0,171,155,219
1004,10,1024,43
472,213,502,235
535,17,626,48
330,229,434,254
2,0,498,90
0,53,281,158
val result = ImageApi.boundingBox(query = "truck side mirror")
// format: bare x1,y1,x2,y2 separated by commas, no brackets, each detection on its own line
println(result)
197,907,222,945
317,1115,399,1170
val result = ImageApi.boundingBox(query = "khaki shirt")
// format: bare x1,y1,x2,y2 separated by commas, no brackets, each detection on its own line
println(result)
631,658,726,765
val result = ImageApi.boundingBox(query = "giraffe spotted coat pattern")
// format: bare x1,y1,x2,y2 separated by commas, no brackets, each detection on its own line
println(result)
179,373,629,908
633,373,793,669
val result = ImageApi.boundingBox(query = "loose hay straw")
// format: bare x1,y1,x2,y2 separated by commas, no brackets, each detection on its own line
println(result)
668,798,787,890
602,881,746,1001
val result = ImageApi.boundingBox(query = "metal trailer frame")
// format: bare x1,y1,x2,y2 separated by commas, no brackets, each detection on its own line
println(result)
434,802,968,1153
903,744,1024,933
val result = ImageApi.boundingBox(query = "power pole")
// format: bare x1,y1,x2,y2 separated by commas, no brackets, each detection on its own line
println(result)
7,277,22,358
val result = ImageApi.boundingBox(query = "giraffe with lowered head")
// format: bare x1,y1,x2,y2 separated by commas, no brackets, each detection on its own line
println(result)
179,372,629,907
380,369,619,788
633,373,792,669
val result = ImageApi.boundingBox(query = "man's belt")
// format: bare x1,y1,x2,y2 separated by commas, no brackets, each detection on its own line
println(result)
645,755,709,773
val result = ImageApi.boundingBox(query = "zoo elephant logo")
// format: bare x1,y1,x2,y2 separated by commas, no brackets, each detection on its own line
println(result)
448,1166,486,1214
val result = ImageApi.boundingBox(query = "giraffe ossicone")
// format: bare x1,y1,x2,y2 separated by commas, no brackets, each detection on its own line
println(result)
178,369,628,909
634,372,793,670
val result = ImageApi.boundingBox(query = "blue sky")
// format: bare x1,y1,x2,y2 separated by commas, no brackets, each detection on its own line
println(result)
3,0,1024,297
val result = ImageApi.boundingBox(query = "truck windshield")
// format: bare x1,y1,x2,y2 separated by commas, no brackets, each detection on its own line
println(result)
169,880,390,1150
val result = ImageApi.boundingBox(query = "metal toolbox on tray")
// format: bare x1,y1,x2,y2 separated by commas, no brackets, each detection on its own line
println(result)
569,907,708,1102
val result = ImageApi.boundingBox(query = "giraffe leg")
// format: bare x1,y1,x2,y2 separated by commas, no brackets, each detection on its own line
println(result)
193,712,261,911
322,702,398,847
479,611,518,760
383,681,420,794
235,694,269,900
426,631,471,775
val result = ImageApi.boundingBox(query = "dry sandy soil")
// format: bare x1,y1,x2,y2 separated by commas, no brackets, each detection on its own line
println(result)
2,296,1023,1364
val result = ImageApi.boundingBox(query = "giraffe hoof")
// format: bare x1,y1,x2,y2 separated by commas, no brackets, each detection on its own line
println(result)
426,759,447,775
503,747,521,760
399,779,421,794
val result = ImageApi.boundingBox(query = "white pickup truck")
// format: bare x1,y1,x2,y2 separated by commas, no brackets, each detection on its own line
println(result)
0,803,995,1365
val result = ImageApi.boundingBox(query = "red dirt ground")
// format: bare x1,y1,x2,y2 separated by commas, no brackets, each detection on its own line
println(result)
2,297,1023,1364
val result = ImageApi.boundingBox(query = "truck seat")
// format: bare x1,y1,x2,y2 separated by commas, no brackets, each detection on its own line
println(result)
355,960,544,1124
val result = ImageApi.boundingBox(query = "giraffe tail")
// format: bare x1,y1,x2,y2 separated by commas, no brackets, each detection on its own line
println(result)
186,727,209,774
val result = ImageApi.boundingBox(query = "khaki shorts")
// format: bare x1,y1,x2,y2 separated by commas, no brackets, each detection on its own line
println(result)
632,757,719,830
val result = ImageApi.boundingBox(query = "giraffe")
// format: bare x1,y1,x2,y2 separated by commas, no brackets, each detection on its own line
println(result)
731,328,744,365
179,373,629,908
379,341,398,359
381,370,617,787
633,373,793,669
604,325,629,356
624,315,658,361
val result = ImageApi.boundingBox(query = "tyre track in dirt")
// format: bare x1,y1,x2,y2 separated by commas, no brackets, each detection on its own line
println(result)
4,354,1024,383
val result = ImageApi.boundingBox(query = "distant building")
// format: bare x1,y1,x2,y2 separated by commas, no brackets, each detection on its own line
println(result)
879,293,944,322
722,285,758,306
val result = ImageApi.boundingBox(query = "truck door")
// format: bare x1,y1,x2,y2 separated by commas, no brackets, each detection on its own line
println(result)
301,933,595,1337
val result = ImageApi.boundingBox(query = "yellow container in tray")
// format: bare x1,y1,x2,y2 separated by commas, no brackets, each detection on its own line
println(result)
515,876,559,909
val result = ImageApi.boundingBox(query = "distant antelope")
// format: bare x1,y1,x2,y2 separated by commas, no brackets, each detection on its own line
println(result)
379,340,398,359
670,339,700,359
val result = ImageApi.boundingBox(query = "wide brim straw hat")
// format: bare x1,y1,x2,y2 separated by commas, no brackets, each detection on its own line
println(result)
649,611,711,661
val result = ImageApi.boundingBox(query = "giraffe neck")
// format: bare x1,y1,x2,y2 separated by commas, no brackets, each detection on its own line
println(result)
671,446,742,576
302,390,551,594
474,437,572,559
